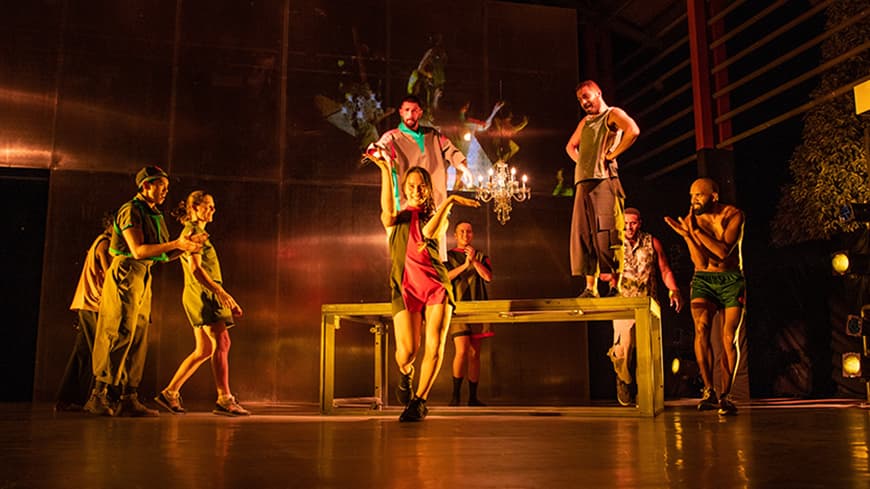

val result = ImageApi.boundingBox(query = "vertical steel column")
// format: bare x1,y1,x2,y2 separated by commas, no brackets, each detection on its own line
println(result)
687,0,715,151
710,0,733,147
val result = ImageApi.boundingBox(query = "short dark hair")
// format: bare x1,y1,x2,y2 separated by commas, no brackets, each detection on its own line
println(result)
624,207,641,219
575,80,601,93
454,220,472,231
399,94,423,110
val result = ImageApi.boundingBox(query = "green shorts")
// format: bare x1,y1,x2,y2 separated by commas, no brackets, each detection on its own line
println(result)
690,271,746,308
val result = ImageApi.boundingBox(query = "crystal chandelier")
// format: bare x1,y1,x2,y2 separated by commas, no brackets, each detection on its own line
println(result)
475,160,530,225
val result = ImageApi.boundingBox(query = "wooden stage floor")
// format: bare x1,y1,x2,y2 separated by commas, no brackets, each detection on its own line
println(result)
1,399,868,488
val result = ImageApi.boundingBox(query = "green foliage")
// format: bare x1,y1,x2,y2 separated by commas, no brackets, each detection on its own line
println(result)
772,0,870,246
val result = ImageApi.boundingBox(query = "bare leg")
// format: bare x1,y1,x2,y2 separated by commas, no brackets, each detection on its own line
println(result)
718,306,744,397
204,322,231,397
393,310,422,375
690,300,717,391
467,336,482,383
452,335,470,378
165,327,215,392
415,302,453,400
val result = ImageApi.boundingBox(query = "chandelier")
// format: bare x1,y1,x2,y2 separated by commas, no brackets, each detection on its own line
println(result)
475,160,530,225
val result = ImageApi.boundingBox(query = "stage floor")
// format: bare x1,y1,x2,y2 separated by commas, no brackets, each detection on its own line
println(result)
1,399,868,488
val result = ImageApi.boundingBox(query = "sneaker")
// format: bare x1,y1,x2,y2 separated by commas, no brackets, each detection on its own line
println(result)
578,288,599,298
396,366,415,406
467,398,487,407
616,379,633,406
718,396,738,416
213,395,251,416
399,398,428,422
697,387,719,411
84,389,114,417
115,393,159,417
154,390,186,414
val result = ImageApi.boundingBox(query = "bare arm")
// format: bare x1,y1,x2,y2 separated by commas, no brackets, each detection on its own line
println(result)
422,194,480,240
604,108,639,160
122,227,203,260
446,248,492,283
482,101,505,130
664,213,709,270
653,236,682,312
565,119,586,163
690,208,745,261
471,252,493,282
188,252,243,316
367,152,398,229
95,239,111,280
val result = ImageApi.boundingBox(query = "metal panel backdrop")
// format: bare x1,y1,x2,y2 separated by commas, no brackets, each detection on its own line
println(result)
10,0,585,404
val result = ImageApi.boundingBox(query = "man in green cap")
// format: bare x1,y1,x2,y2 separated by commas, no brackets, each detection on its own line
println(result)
85,166,206,417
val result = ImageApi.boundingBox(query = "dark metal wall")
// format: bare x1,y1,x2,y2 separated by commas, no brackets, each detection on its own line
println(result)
4,1,588,403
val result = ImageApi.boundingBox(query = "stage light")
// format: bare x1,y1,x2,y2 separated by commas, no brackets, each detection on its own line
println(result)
670,355,699,378
842,352,863,378
463,131,472,142
832,251,850,275
831,251,870,275
846,315,864,337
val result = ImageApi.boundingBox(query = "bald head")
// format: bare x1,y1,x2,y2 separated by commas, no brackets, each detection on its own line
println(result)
690,178,719,215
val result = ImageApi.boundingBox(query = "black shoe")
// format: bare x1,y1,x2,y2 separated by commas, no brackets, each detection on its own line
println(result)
718,396,738,416
154,390,186,414
396,367,415,406
399,398,428,422
697,387,719,411
605,286,621,297
84,389,114,417
116,393,159,417
467,398,487,407
448,396,460,407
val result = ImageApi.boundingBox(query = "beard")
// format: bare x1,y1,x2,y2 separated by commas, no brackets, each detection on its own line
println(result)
692,201,712,215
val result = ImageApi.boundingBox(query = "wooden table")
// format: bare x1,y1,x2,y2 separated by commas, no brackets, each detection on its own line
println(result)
320,297,664,417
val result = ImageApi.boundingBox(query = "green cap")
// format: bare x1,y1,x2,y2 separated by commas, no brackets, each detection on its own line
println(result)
135,166,169,188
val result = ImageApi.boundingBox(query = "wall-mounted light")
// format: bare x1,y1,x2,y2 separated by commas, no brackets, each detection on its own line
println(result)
842,352,864,378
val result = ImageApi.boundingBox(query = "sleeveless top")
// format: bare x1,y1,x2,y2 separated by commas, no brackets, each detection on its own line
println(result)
574,107,622,183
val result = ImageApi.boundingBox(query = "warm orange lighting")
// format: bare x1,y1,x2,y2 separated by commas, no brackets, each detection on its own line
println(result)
842,352,863,378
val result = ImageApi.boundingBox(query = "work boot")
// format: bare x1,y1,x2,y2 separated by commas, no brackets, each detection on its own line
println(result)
718,395,738,416
697,387,719,411
616,378,633,406
84,388,114,417
399,398,428,422
396,366,415,406
116,393,159,417
467,380,486,406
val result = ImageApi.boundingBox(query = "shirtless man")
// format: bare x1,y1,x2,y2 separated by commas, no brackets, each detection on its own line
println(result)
664,178,745,416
